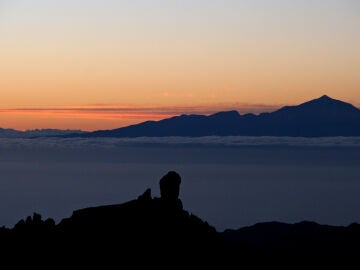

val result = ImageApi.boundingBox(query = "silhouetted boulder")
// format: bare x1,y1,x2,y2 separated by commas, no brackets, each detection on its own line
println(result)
159,171,181,200
154,171,183,212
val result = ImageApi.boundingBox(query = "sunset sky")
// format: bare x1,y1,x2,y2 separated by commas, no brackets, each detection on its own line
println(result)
1,0,359,131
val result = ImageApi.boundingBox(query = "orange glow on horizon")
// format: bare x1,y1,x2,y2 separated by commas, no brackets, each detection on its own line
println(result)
0,109,174,131
0,103,282,131
1,1,359,131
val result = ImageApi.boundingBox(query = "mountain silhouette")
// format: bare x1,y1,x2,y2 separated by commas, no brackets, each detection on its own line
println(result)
0,171,219,265
1,171,360,266
76,95,360,138
0,128,84,138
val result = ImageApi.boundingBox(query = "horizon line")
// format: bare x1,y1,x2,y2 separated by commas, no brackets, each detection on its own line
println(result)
0,103,282,131
1,96,359,131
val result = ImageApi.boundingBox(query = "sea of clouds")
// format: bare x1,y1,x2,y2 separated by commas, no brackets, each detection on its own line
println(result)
1,136,360,231
1,136,360,150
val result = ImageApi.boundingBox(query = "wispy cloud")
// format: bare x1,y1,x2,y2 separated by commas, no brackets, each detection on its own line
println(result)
0,107,172,120
0,103,281,119
0,103,283,131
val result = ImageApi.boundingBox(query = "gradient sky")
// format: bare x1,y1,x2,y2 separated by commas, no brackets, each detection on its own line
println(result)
1,0,359,130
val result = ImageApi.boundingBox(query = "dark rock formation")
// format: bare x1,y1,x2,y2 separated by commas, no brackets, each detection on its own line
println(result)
159,171,181,200
57,171,215,254
1,171,360,266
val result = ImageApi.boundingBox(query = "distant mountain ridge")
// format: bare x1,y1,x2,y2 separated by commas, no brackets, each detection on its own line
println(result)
0,128,84,138
2,95,359,138
81,95,360,138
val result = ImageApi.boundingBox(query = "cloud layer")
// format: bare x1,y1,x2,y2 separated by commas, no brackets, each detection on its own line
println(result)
1,136,360,230
1,136,360,150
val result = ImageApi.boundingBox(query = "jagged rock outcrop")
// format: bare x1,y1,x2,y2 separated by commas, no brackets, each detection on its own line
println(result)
1,171,360,266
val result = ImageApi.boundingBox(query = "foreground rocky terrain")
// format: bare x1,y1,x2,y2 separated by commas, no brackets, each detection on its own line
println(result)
1,171,359,266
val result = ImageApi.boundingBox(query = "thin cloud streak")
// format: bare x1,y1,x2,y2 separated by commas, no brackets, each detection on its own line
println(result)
0,103,283,131
0,103,282,117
